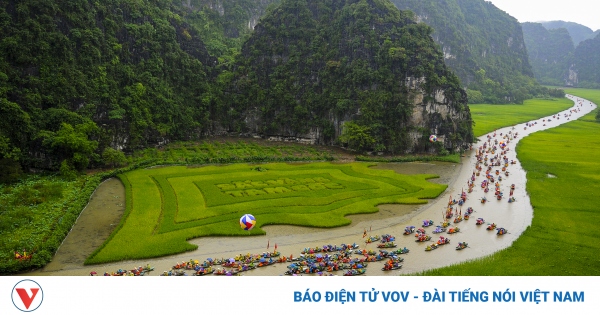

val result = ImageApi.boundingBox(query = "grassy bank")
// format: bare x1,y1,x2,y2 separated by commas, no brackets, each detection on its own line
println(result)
470,98,574,137
419,91,600,275
0,176,101,274
86,162,446,264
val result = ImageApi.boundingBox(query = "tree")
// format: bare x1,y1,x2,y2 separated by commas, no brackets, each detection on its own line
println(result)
338,121,376,152
0,99,32,162
466,89,484,104
39,122,99,171
102,148,127,168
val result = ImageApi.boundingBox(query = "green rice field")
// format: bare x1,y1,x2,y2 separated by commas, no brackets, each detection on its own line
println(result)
470,98,574,137
86,162,446,264
420,90,600,275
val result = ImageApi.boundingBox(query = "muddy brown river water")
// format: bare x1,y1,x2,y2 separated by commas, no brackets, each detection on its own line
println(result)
25,94,597,276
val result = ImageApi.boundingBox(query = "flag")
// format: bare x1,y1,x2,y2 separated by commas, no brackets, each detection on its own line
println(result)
362,229,367,238
275,243,278,250
267,240,270,250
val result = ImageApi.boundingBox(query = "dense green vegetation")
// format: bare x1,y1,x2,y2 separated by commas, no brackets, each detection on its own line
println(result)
86,162,446,264
0,0,218,179
469,98,574,137
0,139,334,274
0,0,476,182
392,0,559,104
522,23,575,86
419,90,600,275
227,0,473,153
0,175,102,274
573,34,600,89
179,0,280,60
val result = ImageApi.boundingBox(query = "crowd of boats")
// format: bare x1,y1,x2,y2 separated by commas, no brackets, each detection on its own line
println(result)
92,129,524,277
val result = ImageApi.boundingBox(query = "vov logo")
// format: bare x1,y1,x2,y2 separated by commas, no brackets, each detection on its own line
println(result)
11,279,43,312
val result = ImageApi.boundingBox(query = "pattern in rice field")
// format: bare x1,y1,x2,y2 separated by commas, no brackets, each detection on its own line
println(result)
86,162,446,264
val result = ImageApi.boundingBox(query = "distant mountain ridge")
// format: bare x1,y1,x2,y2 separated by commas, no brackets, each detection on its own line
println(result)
391,0,547,104
521,22,575,86
540,20,598,46
522,20,600,88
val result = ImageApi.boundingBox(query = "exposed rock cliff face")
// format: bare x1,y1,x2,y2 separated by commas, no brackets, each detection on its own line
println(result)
228,0,473,153
566,65,578,87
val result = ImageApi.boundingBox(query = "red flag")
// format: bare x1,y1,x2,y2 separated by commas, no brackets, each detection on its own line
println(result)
362,229,367,238
267,240,270,250
275,243,278,250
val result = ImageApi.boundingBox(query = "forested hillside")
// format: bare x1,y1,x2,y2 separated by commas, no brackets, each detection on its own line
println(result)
226,0,473,153
0,0,283,181
521,22,575,86
522,21,600,89
573,33,600,88
1,0,478,181
177,0,280,60
0,0,221,179
391,0,554,104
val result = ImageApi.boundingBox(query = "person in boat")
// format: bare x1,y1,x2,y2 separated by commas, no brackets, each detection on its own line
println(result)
14,251,21,260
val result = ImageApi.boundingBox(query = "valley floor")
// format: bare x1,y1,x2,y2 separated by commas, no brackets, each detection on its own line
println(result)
24,94,598,276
